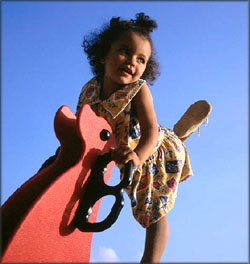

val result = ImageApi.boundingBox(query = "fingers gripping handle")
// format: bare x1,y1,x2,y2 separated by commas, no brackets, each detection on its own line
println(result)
73,153,133,232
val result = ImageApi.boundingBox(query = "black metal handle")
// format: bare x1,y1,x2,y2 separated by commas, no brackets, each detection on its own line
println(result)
73,152,133,232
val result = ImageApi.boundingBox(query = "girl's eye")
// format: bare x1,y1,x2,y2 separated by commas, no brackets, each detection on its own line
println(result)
138,57,145,64
118,48,127,55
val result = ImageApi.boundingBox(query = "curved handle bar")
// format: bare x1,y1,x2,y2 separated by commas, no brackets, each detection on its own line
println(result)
73,152,133,232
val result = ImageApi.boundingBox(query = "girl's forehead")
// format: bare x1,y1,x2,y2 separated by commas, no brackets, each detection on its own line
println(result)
111,32,152,58
115,31,150,45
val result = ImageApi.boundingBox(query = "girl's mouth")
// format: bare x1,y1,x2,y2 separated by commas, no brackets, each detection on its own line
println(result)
120,67,133,76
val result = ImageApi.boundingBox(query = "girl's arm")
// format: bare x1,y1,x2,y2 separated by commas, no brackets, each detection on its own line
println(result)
132,82,159,164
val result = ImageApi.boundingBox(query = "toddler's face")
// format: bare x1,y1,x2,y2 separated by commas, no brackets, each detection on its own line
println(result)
103,31,151,87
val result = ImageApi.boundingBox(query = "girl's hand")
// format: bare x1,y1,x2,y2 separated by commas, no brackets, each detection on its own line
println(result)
110,145,140,167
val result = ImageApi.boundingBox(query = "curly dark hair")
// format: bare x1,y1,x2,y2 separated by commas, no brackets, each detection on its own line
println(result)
82,12,160,85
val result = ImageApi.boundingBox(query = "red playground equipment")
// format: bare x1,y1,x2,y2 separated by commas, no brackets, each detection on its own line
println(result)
1,104,131,262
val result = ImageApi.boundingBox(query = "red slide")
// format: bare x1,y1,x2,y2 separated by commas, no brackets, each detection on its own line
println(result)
1,104,116,262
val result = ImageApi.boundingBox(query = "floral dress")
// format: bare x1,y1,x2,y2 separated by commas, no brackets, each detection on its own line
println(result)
77,77,193,228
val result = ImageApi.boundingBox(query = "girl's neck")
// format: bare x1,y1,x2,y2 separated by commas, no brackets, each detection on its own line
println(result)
100,77,126,99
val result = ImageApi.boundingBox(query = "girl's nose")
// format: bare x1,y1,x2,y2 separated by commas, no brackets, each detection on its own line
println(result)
126,55,136,66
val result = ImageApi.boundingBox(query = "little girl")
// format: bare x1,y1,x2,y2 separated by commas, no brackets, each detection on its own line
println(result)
76,13,211,263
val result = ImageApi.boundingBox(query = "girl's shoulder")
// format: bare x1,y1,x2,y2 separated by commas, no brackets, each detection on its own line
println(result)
81,78,100,99
76,78,101,113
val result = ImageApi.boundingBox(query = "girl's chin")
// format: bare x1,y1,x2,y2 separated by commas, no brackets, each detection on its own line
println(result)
104,76,139,87
116,76,140,85
112,78,132,86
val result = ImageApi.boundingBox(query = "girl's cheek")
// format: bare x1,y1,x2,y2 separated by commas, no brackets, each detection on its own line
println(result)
118,54,126,60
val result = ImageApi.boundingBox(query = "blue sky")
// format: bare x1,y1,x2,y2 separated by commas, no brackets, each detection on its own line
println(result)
2,1,248,262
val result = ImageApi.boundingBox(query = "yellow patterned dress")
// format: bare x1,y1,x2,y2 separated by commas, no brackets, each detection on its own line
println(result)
77,77,193,228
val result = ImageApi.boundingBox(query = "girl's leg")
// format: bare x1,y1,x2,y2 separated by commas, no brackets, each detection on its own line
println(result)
140,216,169,263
